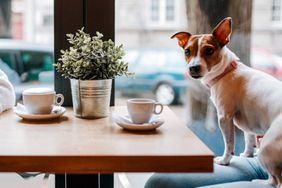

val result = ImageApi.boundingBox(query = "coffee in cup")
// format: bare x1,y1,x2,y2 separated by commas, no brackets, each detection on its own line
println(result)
23,88,64,114
127,98,163,124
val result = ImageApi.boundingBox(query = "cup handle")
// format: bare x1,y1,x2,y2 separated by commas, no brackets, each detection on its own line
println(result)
154,103,163,115
55,94,64,106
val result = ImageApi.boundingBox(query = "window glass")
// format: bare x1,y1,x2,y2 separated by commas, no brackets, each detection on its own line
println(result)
166,0,175,21
0,0,54,101
0,0,55,186
20,51,53,81
272,0,281,21
0,51,13,68
151,0,160,21
115,1,282,186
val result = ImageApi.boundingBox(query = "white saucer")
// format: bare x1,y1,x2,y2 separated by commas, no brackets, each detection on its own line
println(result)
14,103,66,121
112,113,164,131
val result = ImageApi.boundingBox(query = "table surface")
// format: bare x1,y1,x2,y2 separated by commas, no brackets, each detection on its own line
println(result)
0,106,213,173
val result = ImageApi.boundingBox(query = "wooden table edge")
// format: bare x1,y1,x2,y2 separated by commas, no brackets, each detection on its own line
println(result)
0,155,214,173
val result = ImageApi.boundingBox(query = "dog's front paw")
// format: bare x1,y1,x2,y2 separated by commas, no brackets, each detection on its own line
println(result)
214,156,231,165
240,151,254,158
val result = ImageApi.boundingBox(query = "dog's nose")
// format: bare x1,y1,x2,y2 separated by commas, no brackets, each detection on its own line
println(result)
189,65,201,74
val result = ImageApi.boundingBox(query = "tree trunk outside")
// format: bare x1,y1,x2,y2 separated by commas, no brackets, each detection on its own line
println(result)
184,0,253,124
0,0,11,38
186,0,253,66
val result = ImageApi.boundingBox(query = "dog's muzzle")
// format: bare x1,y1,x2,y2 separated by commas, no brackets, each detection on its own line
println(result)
189,65,202,79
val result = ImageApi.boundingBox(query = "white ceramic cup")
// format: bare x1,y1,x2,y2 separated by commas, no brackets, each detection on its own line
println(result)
127,98,163,124
23,88,64,114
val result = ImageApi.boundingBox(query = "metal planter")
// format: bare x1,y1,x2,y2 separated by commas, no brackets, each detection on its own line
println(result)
70,79,112,118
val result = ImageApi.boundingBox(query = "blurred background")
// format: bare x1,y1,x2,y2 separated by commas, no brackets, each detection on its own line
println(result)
1,0,282,187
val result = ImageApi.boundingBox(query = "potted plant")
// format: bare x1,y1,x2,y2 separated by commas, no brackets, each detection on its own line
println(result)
55,28,133,118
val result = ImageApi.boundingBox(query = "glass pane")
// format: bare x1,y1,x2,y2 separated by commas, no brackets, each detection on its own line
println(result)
0,0,54,101
272,0,281,21
20,50,53,81
0,0,54,187
151,0,160,21
115,0,281,187
166,0,175,21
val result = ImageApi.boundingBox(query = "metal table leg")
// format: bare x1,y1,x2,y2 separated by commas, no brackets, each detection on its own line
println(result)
55,174,114,188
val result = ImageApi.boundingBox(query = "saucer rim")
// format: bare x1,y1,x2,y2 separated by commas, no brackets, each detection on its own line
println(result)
14,106,66,120
112,113,164,131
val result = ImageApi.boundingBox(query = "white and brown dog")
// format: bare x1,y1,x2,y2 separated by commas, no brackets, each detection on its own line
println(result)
172,17,282,187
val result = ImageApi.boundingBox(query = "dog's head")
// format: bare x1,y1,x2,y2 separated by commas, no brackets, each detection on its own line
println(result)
171,17,232,79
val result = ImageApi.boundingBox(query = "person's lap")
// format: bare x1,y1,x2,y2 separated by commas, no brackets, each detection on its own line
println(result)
145,156,270,188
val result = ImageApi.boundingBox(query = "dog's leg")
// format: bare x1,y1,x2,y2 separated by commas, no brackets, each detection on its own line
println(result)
240,133,255,157
270,167,282,188
214,116,235,165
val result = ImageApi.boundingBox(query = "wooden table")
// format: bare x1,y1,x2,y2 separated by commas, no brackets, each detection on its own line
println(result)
0,106,213,188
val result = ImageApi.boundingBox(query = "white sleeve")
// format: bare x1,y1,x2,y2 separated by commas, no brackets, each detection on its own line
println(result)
0,70,16,112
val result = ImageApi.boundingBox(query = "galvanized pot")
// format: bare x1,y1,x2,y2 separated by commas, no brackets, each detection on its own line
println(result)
70,79,112,118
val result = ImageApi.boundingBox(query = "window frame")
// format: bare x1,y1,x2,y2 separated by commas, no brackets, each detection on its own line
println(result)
54,1,115,187
54,0,115,107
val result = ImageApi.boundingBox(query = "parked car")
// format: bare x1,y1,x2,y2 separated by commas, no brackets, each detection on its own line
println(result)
116,48,187,105
0,39,54,100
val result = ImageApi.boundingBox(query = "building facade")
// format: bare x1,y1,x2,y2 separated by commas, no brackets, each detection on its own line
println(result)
9,0,282,55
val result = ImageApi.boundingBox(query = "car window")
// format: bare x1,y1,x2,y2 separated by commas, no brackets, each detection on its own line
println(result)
20,51,53,81
0,51,13,69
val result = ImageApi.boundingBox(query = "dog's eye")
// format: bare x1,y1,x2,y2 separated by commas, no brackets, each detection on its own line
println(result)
185,48,191,56
205,47,214,56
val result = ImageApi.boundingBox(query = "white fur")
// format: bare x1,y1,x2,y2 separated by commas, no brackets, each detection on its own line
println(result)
201,47,240,85
202,47,282,187
0,70,15,113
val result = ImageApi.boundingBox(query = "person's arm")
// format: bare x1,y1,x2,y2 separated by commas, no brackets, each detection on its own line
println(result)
0,69,15,113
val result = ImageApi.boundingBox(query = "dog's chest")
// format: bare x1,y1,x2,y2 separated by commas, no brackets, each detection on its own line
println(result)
209,70,275,134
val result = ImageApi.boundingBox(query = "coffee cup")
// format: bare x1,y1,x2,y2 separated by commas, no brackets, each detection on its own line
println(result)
127,98,163,124
23,88,64,114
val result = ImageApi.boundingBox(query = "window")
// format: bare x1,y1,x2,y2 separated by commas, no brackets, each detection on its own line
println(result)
272,0,281,22
0,51,13,68
42,14,53,26
149,0,177,26
116,1,282,185
166,0,175,21
151,0,160,21
20,51,53,81
0,0,55,101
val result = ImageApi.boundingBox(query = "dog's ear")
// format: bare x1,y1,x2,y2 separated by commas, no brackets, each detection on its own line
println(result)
212,17,232,47
171,32,191,48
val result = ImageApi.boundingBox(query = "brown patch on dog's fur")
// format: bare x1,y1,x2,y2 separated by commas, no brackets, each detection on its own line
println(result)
184,34,224,70
184,35,199,63
214,71,247,117
200,35,223,71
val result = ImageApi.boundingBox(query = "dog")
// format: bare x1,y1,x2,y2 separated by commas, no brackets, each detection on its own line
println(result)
172,17,282,187
0,69,15,113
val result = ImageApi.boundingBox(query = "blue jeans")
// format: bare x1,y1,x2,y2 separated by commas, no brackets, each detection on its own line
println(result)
145,156,271,188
